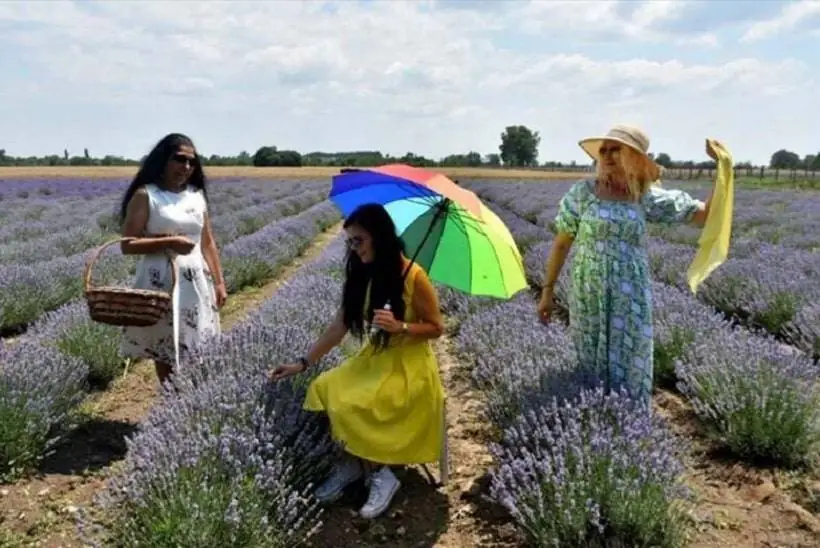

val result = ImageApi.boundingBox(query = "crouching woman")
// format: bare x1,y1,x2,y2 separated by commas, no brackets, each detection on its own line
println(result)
269,203,446,519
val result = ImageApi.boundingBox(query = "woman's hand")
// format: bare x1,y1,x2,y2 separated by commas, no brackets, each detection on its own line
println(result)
269,362,305,381
214,281,228,308
705,138,721,161
168,235,196,255
537,286,555,324
373,308,403,334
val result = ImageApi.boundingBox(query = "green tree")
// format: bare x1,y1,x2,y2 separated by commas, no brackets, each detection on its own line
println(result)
499,125,540,166
769,149,801,169
655,152,672,168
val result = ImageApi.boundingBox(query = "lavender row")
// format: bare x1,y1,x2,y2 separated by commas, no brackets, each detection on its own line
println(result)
0,175,321,202
648,238,820,357
0,190,333,332
0,185,324,264
0,179,322,250
89,236,351,545
467,180,820,357
445,251,690,543
481,188,820,465
0,201,342,485
468,179,820,251
455,187,819,544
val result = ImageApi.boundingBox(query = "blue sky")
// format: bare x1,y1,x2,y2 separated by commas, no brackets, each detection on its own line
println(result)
0,0,817,165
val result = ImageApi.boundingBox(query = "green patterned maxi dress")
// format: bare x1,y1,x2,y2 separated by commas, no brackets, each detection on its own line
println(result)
554,179,702,406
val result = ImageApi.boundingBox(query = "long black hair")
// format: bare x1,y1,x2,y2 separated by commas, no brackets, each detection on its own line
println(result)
342,203,407,351
118,133,207,225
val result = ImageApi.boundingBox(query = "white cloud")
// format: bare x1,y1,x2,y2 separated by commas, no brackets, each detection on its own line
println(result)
511,0,717,45
0,0,815,164
741,0,820,42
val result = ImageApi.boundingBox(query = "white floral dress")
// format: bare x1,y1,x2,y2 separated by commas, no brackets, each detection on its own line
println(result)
121,183,221,370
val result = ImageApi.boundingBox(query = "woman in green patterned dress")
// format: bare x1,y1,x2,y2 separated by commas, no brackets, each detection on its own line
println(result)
537,125,719,406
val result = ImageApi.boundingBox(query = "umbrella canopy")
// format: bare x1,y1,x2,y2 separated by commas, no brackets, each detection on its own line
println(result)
329,164,527,299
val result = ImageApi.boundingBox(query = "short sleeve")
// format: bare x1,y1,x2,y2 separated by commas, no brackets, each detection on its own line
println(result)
641,186,703,225
554,180,588,236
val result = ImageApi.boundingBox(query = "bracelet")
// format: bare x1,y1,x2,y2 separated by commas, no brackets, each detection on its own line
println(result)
298,356,311,370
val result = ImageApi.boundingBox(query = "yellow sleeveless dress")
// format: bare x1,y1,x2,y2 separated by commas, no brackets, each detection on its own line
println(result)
304,263,445,465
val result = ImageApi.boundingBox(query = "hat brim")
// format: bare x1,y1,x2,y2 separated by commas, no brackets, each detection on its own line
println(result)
579,136,660,181
578,136,649,163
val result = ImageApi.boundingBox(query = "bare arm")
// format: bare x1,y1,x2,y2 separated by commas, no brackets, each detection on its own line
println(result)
406,271,445,340
200,211,224,285
689,191,712,228
120,187,179,255
304,307,349,366
543,232,575,290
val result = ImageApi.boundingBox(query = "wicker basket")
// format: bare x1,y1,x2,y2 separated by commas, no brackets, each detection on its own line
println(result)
83,237,176,327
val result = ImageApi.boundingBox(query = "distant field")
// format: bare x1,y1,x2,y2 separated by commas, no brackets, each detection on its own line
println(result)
0,165,585,180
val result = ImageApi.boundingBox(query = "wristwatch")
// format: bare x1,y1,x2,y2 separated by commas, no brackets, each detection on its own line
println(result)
401,322,408,333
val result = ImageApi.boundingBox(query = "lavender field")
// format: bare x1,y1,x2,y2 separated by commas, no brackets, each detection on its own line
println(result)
1,176,818,547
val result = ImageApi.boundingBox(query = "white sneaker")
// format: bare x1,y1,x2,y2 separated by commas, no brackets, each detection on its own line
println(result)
314,456,363,503
359,466,400,519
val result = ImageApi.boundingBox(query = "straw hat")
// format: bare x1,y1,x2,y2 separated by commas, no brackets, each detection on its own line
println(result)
579,124,653,163
579,124,660,180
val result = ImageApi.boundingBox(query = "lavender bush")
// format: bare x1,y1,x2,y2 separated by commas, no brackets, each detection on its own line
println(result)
0,339,87,480
99,364,332,547
91,235,350,546
0,179,331,332
675,332,820,467
30,300,124,389
489,387,689,548
454,293,588,426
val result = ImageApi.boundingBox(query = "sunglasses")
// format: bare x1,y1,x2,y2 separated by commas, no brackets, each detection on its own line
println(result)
171,153,196,166
345,236,365,249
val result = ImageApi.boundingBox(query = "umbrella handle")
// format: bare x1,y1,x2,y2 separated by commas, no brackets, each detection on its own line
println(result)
403,198,451,280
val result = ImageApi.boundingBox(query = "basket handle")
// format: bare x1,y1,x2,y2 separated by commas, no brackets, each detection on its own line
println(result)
83,237,177,293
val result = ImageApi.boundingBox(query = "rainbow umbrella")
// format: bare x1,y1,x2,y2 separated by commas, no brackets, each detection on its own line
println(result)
329,164,527,299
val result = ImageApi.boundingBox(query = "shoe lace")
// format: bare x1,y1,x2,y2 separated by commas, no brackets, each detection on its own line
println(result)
367,471,388,501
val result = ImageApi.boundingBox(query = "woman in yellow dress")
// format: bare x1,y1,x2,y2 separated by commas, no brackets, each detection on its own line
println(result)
269,203,446,519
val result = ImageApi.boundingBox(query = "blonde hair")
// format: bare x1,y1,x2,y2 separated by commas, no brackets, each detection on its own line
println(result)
596,145,661,201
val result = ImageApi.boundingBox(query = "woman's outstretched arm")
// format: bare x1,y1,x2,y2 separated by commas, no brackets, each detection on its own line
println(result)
303,307,348,366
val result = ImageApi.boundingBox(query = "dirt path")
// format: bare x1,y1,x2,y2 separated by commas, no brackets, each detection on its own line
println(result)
0,223,342,548
655,391,820,548
307,326,521,548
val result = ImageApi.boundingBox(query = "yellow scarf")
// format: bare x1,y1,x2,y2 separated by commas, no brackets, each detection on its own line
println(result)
687,139,734,294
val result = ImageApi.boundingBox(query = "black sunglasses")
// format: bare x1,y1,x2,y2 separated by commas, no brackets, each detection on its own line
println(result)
171,153,196,166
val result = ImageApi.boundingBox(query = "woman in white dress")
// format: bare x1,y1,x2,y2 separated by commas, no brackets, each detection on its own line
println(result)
119,133,227,386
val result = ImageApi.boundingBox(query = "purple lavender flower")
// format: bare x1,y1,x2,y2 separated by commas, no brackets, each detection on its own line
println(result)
0,338,88,480
675,330,820,467
489,386,689,547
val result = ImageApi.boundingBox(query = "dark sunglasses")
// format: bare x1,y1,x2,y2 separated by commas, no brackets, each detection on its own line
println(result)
171,153,196,166
345,236,365,248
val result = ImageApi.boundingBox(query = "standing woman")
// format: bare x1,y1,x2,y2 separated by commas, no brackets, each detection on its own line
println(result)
119,133,227,386
270,203,446,519
538,125,718,406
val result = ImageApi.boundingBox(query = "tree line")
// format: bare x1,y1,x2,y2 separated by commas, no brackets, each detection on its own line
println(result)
1,126,817,171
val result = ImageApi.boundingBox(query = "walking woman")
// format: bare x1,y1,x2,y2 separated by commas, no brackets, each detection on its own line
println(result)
538,125,718,406
119,133,227,386
270,203,446,519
